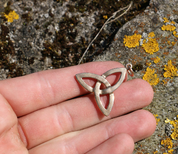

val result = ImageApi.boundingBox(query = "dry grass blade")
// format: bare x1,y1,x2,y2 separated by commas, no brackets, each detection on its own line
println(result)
78,1,133,65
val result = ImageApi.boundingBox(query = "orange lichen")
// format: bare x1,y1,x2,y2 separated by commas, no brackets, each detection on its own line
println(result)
161,138,173,149
143,67,159,86
165,118,171,123
171,42,176,46
165,116,178,140
146,62,151,66
171,21,176,25
165,117,178,141
168,149,174,154
123,33,142,48
167,41,171,45
162,79,169,85
148,32,155,38
163,17,169,23
153,114,160,125
163,60,178,78
163,149,174,154
154,57,160,64
173,31,178,38
161,25,176,31
142,38,159,54
4,10,19,23
103,15,108,19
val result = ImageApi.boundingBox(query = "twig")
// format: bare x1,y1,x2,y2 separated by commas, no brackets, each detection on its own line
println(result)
78,1,133,65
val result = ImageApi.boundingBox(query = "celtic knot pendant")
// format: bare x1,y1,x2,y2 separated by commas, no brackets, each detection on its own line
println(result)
75,68,127,116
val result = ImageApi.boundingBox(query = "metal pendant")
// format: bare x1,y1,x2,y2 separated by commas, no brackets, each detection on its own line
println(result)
75,68,127,116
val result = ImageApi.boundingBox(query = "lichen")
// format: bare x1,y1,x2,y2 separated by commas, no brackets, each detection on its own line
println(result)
4,10,19,23
143,67,159,86
161,137,174,154
161,138,173,149
163,117,178,153
161,25,176,32
103,15,108,19
146,62,151,66
173,31,178,38
171,42,176,46
163,17,169,23
162,79,168,85
148,31,155,38
171,21,176,25
168,149,174,154
165,116,178,140
123,33,142,48
153,114,160,125
142,37,159,54
154,57,160,64
163,60,178,78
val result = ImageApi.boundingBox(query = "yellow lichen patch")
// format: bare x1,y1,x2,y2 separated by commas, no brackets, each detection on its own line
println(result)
4,10,19,23
142,38,159,54
161,25,176,31
163,60,178,78
170,119,178,140
148,32,155,38
165,118,171,123
165,116,178,140
161,138,173,149
153,114,160,125
146,62,151,66
123,33,142,48
143,67,159,86
167,41,171,45
173,31,178,38
168,149,174,154
103,15,108,19
154,57,160,64
171,21,176,25
162,79,168,85
171,42,176,46
163,149,174,154
163,17,169,23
